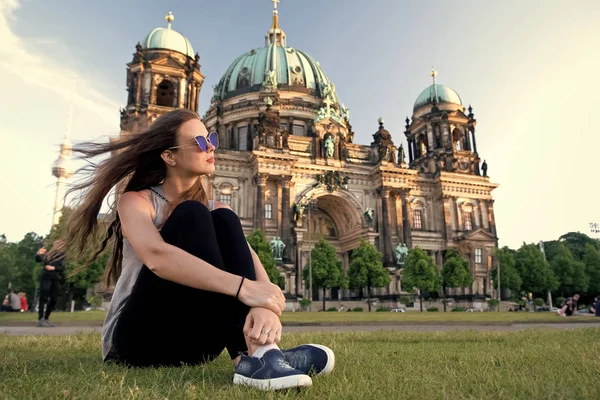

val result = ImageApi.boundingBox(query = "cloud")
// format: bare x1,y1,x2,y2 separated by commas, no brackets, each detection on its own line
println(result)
0,0,121,242
0,0,119,126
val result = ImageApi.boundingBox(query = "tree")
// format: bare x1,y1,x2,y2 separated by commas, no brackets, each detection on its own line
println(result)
558,232,599,261
246,229,285,289
45,208,110,308
0,232,44,307
402,247,441,312
303,238,347,311
549,243,588,296
442,250,473,312
514,243,558,297
348,239,390,311
491,246,522,295
583,244,600,294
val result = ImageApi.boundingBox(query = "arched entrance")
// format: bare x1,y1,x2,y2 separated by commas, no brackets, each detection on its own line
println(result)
292,188,370,299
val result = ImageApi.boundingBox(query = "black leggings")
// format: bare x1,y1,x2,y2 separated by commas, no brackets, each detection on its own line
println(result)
113,201,256,367
38,275,60,320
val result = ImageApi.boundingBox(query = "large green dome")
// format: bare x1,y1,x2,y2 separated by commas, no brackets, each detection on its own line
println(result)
212,44,340,103
414,83,462,111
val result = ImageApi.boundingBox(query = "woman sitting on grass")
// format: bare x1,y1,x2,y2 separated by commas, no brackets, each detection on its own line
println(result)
52,109,334,390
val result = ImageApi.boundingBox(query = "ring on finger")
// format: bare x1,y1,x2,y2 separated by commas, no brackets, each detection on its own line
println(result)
261,329,271,335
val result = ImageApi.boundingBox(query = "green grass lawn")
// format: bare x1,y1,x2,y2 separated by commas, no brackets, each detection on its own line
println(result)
1,310,598,325
2,329,599,399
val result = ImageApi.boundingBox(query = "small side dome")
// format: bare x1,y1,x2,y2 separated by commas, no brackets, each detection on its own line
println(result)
414,83,462,112
141,12,195,59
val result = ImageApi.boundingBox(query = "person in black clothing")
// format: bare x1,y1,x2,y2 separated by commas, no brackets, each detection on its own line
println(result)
35,241,65,327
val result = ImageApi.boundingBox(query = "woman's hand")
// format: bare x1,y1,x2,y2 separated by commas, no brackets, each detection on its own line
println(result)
238,279,285,315
243,307,282,345
36,247,47,256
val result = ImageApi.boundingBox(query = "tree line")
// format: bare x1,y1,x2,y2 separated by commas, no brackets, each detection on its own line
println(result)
2,206,598,313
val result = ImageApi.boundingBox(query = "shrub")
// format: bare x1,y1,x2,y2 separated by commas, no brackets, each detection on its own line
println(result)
427,307,439,312
376,307,390,312
327,307,338,312
87,294,103,310
487,299,500,308
451,307,465,312
556,297,566,307
352,307,364,312
299,298,311,311
534,298,545,307
399,296,411,306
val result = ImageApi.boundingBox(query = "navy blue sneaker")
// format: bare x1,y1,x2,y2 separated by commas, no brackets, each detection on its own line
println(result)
281,344,335,376
233,349,312,390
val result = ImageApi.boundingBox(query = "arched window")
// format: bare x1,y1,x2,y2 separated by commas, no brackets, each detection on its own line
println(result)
418,136,427,157
156,79,175,107
411,199,426,230
452,128,462,151
238,126,248,151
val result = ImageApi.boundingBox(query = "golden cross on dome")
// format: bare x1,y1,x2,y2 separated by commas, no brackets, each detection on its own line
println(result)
166,11,174,29
430,67,437,84
272,0,280,11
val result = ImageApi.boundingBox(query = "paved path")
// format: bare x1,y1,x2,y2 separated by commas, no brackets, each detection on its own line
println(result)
2,323,599,336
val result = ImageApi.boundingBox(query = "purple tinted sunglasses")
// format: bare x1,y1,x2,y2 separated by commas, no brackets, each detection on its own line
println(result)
169,132,219,152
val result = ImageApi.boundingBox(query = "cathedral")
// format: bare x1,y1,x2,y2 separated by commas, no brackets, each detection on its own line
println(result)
118,5,499,301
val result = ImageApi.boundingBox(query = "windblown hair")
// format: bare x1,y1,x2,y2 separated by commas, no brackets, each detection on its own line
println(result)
52,108,207,288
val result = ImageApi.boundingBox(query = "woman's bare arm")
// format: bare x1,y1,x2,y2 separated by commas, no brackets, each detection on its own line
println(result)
118,192,285,313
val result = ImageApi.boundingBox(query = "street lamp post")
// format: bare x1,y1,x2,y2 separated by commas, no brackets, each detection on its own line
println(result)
306,198,318,305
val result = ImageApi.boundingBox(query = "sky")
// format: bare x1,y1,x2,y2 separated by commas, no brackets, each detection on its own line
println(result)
0,0,599,248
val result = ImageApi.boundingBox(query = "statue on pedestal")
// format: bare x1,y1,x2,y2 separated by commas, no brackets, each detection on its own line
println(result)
324,136,335,159
271,236,286,261
364,207,375,227
395,243,409,266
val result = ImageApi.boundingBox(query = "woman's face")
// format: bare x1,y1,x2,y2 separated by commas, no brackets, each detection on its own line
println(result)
171,119,216,176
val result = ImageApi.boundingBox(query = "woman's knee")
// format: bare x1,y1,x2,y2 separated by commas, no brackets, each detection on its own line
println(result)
211,207,242,228
168,201,212,225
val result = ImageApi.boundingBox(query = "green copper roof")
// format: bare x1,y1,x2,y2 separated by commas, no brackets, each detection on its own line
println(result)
142,27,195,58
212,43,340,104
414,84,462,111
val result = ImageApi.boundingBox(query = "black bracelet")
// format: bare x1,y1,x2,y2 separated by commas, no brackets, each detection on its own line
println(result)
235,276,245,299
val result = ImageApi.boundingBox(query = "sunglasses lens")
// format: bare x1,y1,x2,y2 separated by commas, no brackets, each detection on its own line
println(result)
209,132,219,149
195,136,208,152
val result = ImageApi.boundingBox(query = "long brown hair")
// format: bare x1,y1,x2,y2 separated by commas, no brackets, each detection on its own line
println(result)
54,108,208,288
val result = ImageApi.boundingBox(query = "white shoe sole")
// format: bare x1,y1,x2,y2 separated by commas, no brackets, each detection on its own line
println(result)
306,344,335,376
233,373,312,390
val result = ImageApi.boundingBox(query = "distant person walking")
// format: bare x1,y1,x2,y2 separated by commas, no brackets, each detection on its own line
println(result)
1,288,21,312
35,241,66,327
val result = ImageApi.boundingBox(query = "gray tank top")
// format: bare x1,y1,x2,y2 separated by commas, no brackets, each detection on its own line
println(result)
102,185,214,360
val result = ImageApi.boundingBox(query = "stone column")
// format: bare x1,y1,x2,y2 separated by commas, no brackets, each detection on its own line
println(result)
379,187,393,265
426,124,435,152
247,119,253,151
254,174,268,232
471,128,478,154
178,78,186,108
442,122,450,148
487,199,497,236
395,195,405,245
237,177,247,218
281,176,293,261
450,197,458,231
207,175,215,200
399,189,412,248
442,195,453,241
296,244,304,296
480,199,490,231
408,139,414,163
